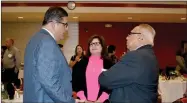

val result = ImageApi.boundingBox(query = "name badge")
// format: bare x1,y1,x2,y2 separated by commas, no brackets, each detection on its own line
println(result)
8,54,13,58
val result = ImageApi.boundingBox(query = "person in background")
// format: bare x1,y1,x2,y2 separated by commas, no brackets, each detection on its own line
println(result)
184,48,187,68
99,24,159,103
1,46,7,59
58,44,63,52
182,41,187,74
23,6,75,103
175,41,187,75
69,45,84,68
69,45,85,98
107,45,118,64
83,50,86,56
2,38,21,100
76,35,113,103
175,49,186,75
1,46,7,84
120,52,126,60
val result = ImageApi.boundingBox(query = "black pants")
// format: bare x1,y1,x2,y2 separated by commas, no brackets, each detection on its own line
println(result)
3,67,20,99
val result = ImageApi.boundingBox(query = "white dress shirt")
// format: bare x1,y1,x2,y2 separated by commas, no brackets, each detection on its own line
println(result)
42,28,55,40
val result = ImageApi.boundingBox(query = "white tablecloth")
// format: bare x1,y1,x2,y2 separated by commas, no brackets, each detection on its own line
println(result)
159,78,187,103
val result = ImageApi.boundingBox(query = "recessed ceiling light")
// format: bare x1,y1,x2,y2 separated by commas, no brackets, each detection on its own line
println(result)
18,17,23,19
128,17,132,19
181,17,186,20
73,16,78,19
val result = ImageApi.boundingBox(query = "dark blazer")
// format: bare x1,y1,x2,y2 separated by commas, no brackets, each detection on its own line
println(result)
73,57,114,100
23,29,75,103
99,45,159,103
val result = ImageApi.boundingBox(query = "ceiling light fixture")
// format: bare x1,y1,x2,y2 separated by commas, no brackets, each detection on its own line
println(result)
18,17,23,19
128,17,132,19
181,17,186,20
73,16,78,19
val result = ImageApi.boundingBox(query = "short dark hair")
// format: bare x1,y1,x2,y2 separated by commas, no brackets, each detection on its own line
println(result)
108,45,116,53
86,35,108,59
58,44,63,48
42,6,68,25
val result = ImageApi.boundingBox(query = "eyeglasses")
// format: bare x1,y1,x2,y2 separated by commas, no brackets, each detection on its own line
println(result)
49,21,68,28
128,32,141,36
90,42,100,46
57,22,68,28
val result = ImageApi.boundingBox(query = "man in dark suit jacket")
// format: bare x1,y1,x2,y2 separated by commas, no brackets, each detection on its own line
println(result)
24,7,75,103
99,24,159,103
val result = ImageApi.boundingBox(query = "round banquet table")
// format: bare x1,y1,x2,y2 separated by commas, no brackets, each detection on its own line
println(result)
159,77,187,103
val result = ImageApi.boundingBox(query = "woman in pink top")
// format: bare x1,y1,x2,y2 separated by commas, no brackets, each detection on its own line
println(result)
76,35,114,103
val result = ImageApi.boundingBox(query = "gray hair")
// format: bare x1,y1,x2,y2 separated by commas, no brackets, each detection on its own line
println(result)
139,24,156,46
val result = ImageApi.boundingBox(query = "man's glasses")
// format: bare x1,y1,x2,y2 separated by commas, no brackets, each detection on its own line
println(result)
90,42,100,46
49,21,68,28
57,22,68,28
128,32,141,36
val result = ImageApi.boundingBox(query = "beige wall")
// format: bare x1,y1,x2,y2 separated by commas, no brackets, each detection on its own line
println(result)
2,22,79,63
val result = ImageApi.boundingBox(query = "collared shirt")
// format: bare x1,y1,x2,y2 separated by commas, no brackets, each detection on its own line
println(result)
135,44,144,50
135,44,153,51
3,46,21,70
42,28,55,40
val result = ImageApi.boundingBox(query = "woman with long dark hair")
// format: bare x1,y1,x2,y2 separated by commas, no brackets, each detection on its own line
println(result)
69,45,86,98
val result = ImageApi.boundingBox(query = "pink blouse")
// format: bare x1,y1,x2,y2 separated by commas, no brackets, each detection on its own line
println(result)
77,55,109,102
